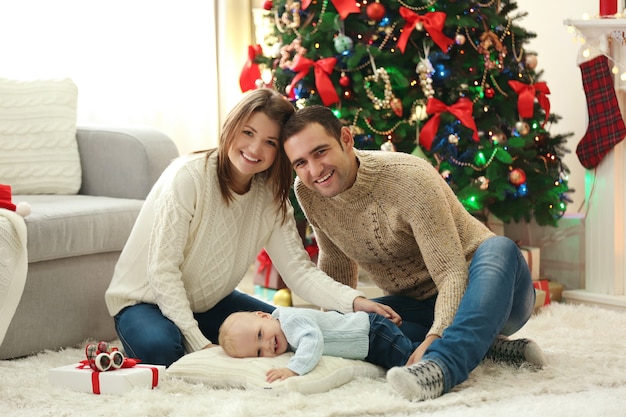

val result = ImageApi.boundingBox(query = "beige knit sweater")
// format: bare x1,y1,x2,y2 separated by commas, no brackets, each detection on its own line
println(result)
295,150,494,337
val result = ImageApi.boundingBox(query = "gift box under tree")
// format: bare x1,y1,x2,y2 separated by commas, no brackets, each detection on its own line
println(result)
253,242,319,290
253,249,288,290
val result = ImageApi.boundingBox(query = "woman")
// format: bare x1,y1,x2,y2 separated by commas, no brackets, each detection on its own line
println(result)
105,89,398,366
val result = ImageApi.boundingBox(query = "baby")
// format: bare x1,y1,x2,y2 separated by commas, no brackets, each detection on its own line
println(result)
218,306,420,382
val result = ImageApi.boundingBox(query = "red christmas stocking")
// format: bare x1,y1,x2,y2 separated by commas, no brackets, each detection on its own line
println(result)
576,55,626,169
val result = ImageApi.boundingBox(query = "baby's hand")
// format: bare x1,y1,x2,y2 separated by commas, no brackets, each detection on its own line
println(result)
266,367,297,382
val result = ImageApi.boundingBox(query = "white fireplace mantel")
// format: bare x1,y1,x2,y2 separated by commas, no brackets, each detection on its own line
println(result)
561,18,626,311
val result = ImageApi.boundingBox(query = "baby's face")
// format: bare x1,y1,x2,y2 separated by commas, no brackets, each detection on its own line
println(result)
230,312,289,358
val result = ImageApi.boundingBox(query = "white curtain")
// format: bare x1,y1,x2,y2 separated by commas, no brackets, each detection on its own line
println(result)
0,0,254,155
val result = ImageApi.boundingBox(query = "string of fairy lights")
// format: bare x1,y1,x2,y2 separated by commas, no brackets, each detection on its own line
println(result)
566,12,626,82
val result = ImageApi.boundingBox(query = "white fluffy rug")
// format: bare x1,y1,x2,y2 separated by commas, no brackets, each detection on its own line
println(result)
1,302,625,417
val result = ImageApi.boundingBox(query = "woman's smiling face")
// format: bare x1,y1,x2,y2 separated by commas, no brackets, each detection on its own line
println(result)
227,111,281,192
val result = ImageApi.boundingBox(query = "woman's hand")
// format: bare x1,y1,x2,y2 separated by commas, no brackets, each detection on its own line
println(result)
353,297,402,326
406,334,440,365
266,367,297,382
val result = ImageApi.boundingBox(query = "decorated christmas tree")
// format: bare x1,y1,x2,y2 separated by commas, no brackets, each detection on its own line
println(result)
241,0,573,227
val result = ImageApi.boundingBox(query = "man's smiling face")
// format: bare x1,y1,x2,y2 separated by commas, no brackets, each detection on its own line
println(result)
284,123,358,198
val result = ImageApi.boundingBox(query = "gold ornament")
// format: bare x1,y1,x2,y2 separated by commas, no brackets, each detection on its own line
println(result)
525,54,538,70
515,121,530,136
492,131,507,145
476,176,490,190
273,289,293,306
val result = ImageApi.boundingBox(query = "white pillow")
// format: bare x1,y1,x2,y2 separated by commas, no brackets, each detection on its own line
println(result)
0,78,81,194
165,347,385,394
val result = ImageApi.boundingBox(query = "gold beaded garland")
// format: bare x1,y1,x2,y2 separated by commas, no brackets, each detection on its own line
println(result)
364,67,395,110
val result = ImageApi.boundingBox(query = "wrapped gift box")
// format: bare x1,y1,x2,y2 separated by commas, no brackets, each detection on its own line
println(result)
548,281,564,302
49,363,165,395
533,280,551,307
253,249,287,290
504,215,584,291
534,288,547,313
254,285,278,302
520,246,540,281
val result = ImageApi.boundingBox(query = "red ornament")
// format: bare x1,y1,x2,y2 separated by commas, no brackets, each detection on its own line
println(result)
339,74,351,87
366,2,386,21
485,87,495,99
263,0,273,10
509,168,527,186
390,97,403,117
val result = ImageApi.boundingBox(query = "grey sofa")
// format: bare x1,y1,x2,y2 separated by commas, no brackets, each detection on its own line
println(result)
0,126,179,359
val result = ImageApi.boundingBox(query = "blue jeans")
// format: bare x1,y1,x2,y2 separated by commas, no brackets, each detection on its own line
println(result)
374,236,534,393
114,290,274,366
370,294,436,343
365,313,419,369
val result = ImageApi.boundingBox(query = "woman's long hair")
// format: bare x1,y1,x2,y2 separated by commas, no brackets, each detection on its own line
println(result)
208,88,295,222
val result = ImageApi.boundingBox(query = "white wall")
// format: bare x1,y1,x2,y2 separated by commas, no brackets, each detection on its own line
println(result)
521,0,609,216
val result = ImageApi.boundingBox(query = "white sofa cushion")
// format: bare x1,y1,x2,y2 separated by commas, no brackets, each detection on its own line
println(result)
0,78,81,195
17,194,144,263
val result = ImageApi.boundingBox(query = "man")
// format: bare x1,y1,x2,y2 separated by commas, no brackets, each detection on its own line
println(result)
281,105,544,402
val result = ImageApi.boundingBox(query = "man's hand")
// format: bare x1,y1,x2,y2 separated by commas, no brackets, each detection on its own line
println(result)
406,334,440,365
266,367,297,382
353,297,402,326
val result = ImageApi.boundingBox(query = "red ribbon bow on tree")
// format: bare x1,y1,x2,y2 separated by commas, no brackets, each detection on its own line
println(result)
419,97,479,151
289,55,340,106
239,44,264,92
397,8,454,54
301,0,360,19
508,80,551,126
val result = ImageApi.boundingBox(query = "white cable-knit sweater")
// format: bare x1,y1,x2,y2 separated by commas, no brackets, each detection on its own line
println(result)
105,152,363,353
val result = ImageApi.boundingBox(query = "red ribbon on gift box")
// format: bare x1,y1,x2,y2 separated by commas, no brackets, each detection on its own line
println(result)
86,364,160,394
256,249,273,288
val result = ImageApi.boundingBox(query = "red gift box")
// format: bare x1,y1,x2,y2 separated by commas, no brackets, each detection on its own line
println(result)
49,363,165,395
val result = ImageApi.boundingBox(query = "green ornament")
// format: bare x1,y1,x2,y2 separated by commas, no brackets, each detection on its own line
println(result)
334,35,354,53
